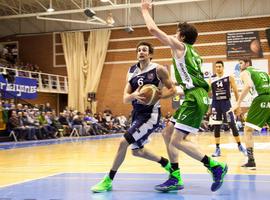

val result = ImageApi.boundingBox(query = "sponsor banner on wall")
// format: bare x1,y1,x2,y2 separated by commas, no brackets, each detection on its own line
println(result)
226,31,263,59
0,75,37,99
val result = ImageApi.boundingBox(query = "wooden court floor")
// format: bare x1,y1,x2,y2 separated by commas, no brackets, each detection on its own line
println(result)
0,132,270,188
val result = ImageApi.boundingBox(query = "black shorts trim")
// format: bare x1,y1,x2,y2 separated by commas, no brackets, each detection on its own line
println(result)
124,132,136,144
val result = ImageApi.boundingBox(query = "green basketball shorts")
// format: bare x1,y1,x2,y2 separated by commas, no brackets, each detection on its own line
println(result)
172,87,209,133
245,94,270,130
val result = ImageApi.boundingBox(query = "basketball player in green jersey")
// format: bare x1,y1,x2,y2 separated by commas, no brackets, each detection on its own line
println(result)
231,57,270,169
141,0,227,192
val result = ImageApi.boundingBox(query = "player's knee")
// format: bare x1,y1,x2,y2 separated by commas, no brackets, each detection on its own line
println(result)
162,127,173,140
244,126,253,134
119,138,130,148
170,136,184,148
132,148,143,157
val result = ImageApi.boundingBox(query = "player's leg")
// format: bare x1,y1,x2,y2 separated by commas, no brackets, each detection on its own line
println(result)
91,137,130,192
156,88,228,192
211,102,222,157
242,95,270,169
213,124,221,157
131,147,171,173
226,110,247,155
129,111,171,173
241,125,256,169
162,121,177,162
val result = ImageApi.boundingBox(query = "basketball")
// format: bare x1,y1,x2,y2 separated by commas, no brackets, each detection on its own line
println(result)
139,84,160,105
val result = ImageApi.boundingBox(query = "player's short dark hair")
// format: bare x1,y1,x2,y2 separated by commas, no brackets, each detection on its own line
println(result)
239,57,252,66
136,41,154,54
177,22,198,45
215,60,224,66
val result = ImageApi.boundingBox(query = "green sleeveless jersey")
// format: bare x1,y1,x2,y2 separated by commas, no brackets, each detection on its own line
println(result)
172,43,209,92
246,66,270,95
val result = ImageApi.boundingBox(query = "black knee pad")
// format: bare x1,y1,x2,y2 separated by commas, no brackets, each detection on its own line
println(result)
229,122,239,137
123,131,135,144
214,125,221,138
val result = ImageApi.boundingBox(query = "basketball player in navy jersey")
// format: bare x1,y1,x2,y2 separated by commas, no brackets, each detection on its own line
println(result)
91,41,176,193
210,61,247,157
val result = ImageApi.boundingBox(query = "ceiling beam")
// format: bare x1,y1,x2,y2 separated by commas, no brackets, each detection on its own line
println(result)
0,0,207,20
34,0,48,11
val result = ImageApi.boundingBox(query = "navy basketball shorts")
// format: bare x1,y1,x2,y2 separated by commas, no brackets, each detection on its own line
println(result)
124,109,161,150
211,100,235,124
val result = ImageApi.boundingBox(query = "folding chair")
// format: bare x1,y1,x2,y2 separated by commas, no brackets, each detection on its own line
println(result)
9,130,18,142
55,129,64,137
69,127,80,137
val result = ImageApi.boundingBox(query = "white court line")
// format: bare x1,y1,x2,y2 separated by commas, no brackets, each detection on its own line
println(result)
209,142,270,150
0,172,62,188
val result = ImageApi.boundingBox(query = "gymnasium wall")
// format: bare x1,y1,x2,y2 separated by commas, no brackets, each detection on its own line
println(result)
1,16,270,116
98,17,270,116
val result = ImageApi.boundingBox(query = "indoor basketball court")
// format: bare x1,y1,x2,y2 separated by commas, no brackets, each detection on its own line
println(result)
0,133,270,199
0,0,270,200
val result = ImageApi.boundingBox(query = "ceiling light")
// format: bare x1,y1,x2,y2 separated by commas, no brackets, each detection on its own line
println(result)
47,7,55,12
47,0,54,12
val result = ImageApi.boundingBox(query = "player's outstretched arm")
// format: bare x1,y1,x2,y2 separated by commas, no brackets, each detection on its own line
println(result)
141,0,183,51
157,65,176,99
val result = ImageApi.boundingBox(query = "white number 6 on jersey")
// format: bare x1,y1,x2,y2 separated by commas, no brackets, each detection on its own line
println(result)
137,77,144,86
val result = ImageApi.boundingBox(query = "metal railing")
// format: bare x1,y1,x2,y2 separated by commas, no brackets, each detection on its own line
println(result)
0,66,68,94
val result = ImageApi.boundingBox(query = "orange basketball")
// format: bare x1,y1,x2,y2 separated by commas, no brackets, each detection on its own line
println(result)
139,84,160,105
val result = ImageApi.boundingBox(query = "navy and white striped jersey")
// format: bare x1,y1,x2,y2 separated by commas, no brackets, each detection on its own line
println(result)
211,74,231,101
127,62,162,113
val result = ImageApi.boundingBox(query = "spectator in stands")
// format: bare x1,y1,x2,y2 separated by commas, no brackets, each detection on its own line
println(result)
37,111,52,139
44,102,52,112
45,112,57,136
16,103,23,113
85,106,92,115
58,112,70,136
21,111,38,140
2,100,11,110
23,105,29,112
8,110,27,141
27,110,43,139
103,106,112,116
72,112,86,136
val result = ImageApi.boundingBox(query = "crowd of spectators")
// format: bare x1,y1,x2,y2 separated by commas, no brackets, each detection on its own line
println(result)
1,99,268,142
0,45,41,73
0,100,130,141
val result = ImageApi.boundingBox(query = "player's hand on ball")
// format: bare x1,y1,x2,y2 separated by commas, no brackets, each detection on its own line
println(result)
157,89,162,99
133,86,146,104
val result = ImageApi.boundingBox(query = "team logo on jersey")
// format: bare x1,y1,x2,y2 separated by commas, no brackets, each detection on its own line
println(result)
147,73,154,81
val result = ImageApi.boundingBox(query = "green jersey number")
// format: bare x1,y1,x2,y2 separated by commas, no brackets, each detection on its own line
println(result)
259,73,268,82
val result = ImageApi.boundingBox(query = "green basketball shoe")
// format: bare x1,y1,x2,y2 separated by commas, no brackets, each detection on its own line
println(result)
154,169,184,192
91,175,112,193
206,159,228,192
